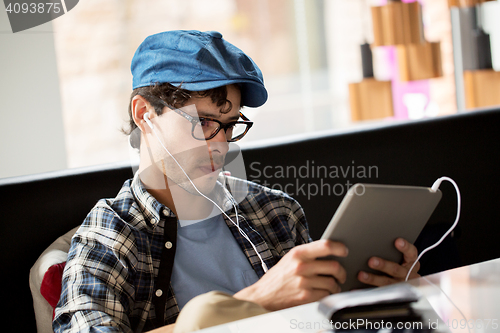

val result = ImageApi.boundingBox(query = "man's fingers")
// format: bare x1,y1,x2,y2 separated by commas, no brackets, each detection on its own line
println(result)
299,275,341,295
406,261,421,280
358,271,396,287
355,239,421,288
395,238,418,264
297,260,347,284
290,239,348,261
368,257,408,279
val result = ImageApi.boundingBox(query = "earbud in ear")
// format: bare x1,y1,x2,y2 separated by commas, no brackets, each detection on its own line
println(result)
144,112,154,130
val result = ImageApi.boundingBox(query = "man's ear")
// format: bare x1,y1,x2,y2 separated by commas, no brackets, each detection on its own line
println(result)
132,95,157,132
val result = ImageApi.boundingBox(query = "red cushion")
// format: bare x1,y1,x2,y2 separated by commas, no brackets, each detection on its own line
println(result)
40,262,66,319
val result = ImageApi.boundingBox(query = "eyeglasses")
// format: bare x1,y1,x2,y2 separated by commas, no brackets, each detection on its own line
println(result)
152,97,254,142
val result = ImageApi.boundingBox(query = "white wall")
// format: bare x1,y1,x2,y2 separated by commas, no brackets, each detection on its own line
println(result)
0,8,67,178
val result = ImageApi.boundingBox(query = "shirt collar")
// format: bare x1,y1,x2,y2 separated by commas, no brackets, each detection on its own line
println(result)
130,172,175,226
212,175,238,213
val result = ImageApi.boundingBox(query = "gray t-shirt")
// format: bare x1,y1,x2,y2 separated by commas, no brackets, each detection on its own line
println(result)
171,211,260,310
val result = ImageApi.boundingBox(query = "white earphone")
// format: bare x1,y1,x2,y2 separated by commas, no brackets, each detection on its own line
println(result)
144,112,154,130
142,112,269,273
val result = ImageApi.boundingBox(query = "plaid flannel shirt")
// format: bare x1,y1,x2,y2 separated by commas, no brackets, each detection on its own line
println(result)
54,173,312,333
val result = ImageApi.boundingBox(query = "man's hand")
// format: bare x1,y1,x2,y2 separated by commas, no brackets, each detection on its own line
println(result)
357,238,420,286
234,239,348,311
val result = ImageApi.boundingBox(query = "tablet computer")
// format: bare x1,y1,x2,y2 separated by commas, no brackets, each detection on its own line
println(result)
320,183,442,291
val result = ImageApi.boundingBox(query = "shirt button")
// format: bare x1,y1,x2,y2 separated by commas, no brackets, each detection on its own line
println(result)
155,289,163,297
165,241,173,249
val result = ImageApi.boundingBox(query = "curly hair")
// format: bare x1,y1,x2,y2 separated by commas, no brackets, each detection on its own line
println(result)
124,83,238,148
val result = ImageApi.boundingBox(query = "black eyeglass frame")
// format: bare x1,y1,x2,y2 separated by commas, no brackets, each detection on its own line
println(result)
152,97,254,142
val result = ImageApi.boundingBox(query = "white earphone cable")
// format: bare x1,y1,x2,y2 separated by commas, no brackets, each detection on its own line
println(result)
405,177,461,281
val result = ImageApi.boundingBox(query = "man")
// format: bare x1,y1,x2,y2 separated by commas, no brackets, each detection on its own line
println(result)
54,30,420,333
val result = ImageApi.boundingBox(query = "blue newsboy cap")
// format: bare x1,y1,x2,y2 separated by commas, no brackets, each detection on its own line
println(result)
131,30,268,107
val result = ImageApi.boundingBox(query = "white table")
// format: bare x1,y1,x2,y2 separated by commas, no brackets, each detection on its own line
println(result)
199,258,500,333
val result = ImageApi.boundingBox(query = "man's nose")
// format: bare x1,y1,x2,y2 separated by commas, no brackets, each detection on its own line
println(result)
208,129,230,155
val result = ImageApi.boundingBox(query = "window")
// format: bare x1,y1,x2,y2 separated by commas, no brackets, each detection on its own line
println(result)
1,0,460,177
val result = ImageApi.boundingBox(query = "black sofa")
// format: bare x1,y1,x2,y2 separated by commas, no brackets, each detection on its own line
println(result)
1,107,499,332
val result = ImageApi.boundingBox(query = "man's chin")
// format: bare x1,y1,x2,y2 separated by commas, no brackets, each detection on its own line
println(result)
176,176,218,197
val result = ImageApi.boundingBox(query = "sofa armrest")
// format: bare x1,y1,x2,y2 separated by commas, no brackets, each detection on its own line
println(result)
29,226,78,333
